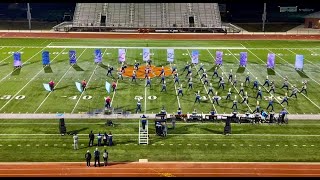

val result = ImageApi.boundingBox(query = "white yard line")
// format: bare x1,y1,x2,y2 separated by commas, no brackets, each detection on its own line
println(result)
1,122,320,126
0,47,45,84
0,133,319,137
224,49,287,112
286,48,320,69
47,45,246,50
71,62,103,113
0,47,25,64
248,49,320,110
144,69,147,114
110,79,119,107
267,49,320,86
40,40,48,46
0,48,66,112
70,48,108,113
169,62,181,108
34,49,88,113
186,49,217,113
207,49,252,112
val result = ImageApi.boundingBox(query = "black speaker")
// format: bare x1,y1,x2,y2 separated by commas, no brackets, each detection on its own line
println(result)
59,118,65,126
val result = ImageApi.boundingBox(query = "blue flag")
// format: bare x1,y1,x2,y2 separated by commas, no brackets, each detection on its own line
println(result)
105,81,111,93
75,82,82,93
42,51,50,65
43,83,52,92
191,50,199,64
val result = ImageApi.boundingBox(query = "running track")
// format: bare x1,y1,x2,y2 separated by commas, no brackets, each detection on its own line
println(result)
0,162,319,177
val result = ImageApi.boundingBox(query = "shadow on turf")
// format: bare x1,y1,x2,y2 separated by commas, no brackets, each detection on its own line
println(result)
11,68,21,76
44,65,53,73
0,63,8,67
236,66,246,73
54,85,70,90
72,64,84,71
67,127,89,135
267,68,276,75
98,63,109,70
295,70,309,78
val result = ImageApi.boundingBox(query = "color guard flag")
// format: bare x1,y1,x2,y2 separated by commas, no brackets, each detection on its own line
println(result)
143,48,150,61
75,82,82,93
267,53,275,69
69,50,77,64
105,81,111,93
43,83,52,92
215,51,223,65
13,52,22,67
167,49,174,62
118,49,126,62
191,50,199,64
239,52,248,66
42,51,50,65
295,55,304,69
94,49,102,63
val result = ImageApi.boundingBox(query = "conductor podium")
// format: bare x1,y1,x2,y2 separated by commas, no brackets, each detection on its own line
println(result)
59,118,66,135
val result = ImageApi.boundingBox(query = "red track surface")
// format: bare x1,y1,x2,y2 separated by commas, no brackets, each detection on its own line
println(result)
1,31,319,177
1,32,320,40
0,162,319,177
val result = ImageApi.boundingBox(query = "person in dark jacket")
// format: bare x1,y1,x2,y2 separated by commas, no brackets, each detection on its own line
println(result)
85,150,92,167
108,132,113,146
103,132,108,146
88,131,94,147
94,148,100,167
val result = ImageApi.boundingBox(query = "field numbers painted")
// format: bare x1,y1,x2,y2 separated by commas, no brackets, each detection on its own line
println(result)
69,95,92,100
148,95,157,100
6,51,24,54
0,95,25,100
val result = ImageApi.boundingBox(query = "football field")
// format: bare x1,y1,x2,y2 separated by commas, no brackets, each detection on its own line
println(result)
0,38,319,115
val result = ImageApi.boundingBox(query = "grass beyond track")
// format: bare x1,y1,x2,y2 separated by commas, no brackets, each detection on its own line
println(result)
0,119,319,162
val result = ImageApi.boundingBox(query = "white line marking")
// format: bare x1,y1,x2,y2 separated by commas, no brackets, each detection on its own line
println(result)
205,144,208,146
187,144,191,146
293,145,298,146
302,145,306,146
161,144,164,146
1,133,320,137
208,49,252,112
224,49,286,112
169,144,173,146
186,49,217,113
8,145,11,146
276,145,279,146
0,47,44,84
0,48,66,111
248,49,320,110
17,144,21,146
47,45,246,50
71,48,108,113
311,145,314,146
34,48,87,113
169,62,181,108
287,49,320,69
0,47,24,64
268,49,320,86
285,145,288,146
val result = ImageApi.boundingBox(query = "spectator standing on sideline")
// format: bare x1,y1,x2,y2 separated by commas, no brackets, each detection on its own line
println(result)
103,149,109,166
141,114,147,130
94,148,100,167
103,132,108,146
108,132,113,146
85,150,92,167
73,133,79,150
97,133,102,146
88,131,94,147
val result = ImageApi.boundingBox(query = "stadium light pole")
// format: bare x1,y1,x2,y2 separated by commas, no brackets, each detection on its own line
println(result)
262,3,267,32
27,3,32,30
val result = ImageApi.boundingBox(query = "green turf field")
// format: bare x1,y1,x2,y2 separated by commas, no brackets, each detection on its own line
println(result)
0,118,319,162
0,38,320,115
